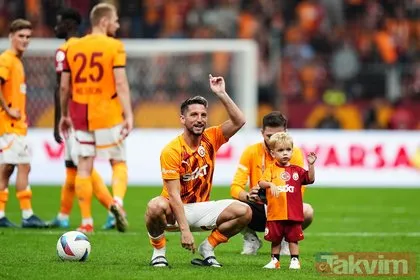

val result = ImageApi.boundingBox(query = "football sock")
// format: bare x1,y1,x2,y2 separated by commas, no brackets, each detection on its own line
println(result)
111,162,127,201
291,255,299,259
273,254,280,261
0,189,8,218
22,209,33,219
57,213,69,220
207,229,228,248
152,247,166,260
91,169,113,209
16,187,33,218
60,167,76,215
82,218,93,226
149,233,166,250
75,175,93,220
113,196,123,207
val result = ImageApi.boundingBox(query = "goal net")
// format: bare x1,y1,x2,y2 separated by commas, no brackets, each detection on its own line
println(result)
0,39,258,129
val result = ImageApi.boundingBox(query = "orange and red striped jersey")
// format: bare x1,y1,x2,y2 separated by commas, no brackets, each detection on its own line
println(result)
55,37,79,73
231,142,304,199
160,126,227,203
63,34,125,130
261,163,314,222
0,50,27,136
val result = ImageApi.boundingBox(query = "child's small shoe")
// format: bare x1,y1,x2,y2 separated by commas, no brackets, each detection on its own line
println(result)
263,257,280,269
289,257,301,269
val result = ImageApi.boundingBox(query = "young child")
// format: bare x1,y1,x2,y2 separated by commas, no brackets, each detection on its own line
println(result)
258,132,317,269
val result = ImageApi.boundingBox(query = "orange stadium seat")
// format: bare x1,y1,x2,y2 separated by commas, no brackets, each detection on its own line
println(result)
35,105,54,127
134,101,180,128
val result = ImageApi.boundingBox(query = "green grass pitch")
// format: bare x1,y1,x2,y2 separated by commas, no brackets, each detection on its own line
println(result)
1,187,419,280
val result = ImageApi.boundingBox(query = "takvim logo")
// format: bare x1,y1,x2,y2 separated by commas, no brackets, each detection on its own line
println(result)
315,252,416,276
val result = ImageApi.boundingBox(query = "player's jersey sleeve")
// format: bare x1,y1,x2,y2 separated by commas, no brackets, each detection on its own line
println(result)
113,40,126,68
260,164,273,183
296,166,314,185
0,54,12,82
55,47,66,73
62,49,70,72
230,145,253,199
205,125,228,151
160,145,181,180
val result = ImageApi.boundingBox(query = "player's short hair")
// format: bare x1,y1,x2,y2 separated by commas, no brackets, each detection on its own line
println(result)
262,111,288,130
9,19,32,34
268,132,293,150
180,96,208,115
58,7,82,25
90,3,116,26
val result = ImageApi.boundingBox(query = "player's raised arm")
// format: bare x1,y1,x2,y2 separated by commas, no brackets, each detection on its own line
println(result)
209,74,246,140
306,152,317,182
165,179,196,253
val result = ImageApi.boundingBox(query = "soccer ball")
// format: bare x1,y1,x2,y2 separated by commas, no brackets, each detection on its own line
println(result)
56,231,91,261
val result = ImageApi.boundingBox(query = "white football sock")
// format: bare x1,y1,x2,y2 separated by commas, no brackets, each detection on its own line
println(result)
58,213,69,220
199,238,215,258
152,247,166,260
22,209,33,219
82,218,93,226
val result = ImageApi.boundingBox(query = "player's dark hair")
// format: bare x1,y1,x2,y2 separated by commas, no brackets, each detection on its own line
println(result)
9,19,32,33
262,111,288,129
180,96,208,115
58,8,82,25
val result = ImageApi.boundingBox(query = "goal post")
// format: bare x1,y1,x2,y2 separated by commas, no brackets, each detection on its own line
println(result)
0,38,258,128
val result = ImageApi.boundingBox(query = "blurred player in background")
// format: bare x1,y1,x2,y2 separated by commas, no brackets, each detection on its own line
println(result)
145,75,251,268
231,112,314,255
258,132,316,269
0,19,47,228
59,3,131,233
48,8,119,231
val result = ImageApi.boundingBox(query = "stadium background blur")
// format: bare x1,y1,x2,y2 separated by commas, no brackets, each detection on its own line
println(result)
1,2,419,278
0,0,419,130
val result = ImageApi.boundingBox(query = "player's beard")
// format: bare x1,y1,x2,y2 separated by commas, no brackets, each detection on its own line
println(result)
187,123,205,136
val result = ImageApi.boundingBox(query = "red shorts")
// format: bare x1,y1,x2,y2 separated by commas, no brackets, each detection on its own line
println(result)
264,220,304,243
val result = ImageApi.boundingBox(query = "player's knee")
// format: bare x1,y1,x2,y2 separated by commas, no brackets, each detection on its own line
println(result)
232,201,252,224
146,197,168,218
18,163,31,175
2,164,15,178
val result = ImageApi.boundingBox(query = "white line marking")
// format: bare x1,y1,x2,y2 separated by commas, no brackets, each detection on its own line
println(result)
2,231,420,237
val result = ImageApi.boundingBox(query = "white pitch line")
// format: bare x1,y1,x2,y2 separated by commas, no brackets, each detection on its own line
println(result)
2,231,420,237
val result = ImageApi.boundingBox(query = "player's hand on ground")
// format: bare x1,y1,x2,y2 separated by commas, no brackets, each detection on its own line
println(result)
53,127,63,144
209,74,226,96
7,108,21,120
181,230,196,253
59,116,72,139
307,152,317,165
120,117,133,139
